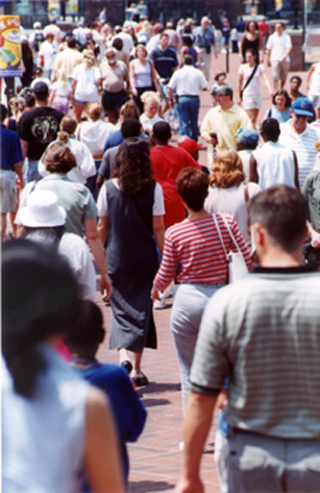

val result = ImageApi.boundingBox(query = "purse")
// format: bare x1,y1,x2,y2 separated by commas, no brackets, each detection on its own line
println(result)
213,214,248,283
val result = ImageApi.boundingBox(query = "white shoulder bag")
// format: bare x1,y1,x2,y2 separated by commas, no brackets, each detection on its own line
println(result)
213,214,248,283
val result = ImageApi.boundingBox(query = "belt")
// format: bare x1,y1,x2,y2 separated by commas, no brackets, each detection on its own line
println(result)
177,94,199,98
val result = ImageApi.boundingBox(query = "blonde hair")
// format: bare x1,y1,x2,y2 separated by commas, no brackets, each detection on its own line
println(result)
209,149,245,188
140,91,159,106
134,44,148,58
82,49,96,68
56,68,69,88
88,102,103,121
120,100,140,120
9,96,26,121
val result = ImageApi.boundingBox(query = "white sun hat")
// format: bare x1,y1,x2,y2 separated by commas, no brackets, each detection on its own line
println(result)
19,190,66,228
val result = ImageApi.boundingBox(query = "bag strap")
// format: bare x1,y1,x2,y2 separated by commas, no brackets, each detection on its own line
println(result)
241,63,259,97
221,215,242,254
213,214,229,262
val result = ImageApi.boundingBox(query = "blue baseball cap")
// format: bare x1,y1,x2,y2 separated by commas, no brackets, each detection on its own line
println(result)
291,97,314,117
235,127,259,145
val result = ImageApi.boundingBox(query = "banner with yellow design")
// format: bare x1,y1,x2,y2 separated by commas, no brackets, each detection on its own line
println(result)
66,0,78,15
0,16,22,77
275,0,283,10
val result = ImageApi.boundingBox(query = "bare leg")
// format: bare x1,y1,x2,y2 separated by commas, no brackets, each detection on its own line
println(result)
74,102,86,122
118,348,130,364
245,108,259,129
317,108,320,120
131,350,143,378
107,110,117,124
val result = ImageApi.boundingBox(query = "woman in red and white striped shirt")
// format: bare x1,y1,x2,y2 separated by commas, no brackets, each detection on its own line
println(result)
151,167,252,415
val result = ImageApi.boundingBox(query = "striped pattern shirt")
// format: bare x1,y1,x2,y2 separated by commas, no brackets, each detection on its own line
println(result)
279,120,318,189
191,267,320,439
153,214,251,292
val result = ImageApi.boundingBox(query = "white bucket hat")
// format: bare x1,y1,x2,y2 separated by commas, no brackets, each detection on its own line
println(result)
19,190,66,228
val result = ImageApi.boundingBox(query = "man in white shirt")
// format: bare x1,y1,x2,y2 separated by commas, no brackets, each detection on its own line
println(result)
38,32,58,81
279,97,318,189
53,36,83,82
168,55,207,142
266,22,292,91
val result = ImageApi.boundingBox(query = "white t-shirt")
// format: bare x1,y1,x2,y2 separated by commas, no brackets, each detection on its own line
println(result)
76,120,116,155
51,80,70,97
266,31,292,62
72,64,101,103
238,64,264,97
204,182,261,244
97,179,165,217
308,62,320,96
39,40,58,71
168,65,208,95
140,113,163,134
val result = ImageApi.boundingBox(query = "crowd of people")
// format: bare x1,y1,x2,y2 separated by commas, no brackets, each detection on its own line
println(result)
3,8,320,493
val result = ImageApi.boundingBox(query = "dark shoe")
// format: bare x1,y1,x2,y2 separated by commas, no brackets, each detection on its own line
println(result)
132,373,149,387
121,360,133,374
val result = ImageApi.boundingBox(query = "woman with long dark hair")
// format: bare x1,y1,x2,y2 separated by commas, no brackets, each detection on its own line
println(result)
2,239,125,492
97,138,165,386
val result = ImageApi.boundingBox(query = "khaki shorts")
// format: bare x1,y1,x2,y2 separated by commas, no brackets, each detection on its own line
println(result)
0,170,17,213
271,60,290,82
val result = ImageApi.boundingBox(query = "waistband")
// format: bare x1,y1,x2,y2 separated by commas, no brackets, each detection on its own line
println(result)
177,94,199,98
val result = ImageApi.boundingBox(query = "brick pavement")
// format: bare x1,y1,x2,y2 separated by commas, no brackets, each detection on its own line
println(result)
94,53,311,493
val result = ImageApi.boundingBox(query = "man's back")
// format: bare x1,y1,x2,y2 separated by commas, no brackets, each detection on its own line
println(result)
191,267,320,439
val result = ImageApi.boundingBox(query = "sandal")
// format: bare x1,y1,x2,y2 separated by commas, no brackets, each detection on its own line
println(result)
132,373,149,387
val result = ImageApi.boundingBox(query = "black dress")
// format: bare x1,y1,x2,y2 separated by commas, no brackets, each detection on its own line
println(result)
106,180,158,352
241,35,260,63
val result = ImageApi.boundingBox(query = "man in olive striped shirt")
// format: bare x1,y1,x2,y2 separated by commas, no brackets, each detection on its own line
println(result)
175,185,320,493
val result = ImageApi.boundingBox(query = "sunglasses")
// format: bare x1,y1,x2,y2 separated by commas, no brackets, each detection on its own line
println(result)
106,55,115,59
295,114,308,119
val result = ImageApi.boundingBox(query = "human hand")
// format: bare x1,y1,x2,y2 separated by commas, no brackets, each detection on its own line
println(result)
100,273,113,299
174,477,204,493
216,388,228,410
151,285,161,301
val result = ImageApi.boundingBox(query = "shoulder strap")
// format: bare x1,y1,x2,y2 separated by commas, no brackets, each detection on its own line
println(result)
221,215,242,253
268,108,272,118
241,63,259,97
213,214,228,262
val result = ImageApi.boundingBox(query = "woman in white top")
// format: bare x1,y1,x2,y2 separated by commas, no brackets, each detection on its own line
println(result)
307,61,320,119
38,115,96,185
237,48,273,128
71,50,102,122
205,148,261,246
140,91,163,134
2,239,125,493
129,44,159,114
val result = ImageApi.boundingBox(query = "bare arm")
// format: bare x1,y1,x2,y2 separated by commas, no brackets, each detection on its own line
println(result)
306,64,315,91
97,215,108,246
293,150,300,190
149,60,159,92
84,387,125,493
249,154,259,183
20,139,29,160
175,391,217,493
237,73,243,104
153,215,165,254
13,160,25,189
84,217,112,298
258,34,264,62
96,174,106,193
128,61,137,96
48,88,55,108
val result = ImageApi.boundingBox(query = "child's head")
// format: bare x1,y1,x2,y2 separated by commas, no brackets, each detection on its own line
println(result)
141,91,159,118
214,71,227,85
34,66,44,78
181,35,193,48
66,300,106,358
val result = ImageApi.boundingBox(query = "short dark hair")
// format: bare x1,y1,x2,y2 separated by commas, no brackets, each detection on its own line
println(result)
290,75,302,85
261,118,280,142
248,185,309,253
183,54,193,65
152,121,171,142
121,118,141,138
0,103,7,122
176,167,208,211
67,36,77,48
112,37,123,51
66,300,105,350
272,89,291,108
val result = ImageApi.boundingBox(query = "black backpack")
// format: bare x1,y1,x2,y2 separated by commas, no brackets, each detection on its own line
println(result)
33,32,45,52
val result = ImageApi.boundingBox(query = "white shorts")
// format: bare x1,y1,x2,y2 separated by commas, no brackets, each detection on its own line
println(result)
242,93,262,110
0,169,17,213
